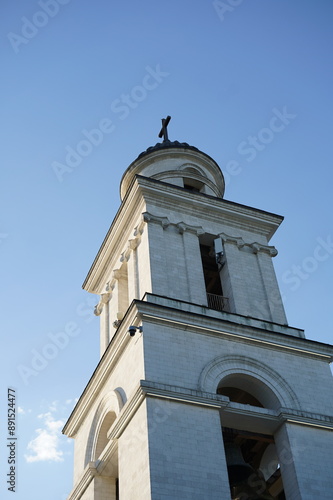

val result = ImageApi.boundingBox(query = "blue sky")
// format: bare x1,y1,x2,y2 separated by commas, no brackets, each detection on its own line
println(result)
1,1,332,499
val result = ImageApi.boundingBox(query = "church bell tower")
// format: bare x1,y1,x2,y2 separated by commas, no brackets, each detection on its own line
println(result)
63,117,333,500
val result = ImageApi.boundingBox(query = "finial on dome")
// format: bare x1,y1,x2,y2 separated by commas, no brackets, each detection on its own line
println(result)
158,115,171,142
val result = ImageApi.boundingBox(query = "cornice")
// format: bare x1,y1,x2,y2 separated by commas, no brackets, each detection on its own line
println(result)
219,232,278,257
136,175,283,239
279,407,333,430
136,296,333,360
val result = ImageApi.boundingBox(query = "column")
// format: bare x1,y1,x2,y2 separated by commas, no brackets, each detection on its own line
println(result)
275,422,333,499
253,244,287,324
142,212,170,297
177,222,207,305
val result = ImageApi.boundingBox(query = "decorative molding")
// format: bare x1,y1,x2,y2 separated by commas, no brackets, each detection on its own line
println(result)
107,383,146,440
219,232,245,248
178,162,207,178
279,408,333,430
251,242,278,257
112,268,126,280
94,221,145,316
129,238,139,250
218,232,277,257
198,354,301,410
133,220,145,237
105,280,115,292
142,211,170,229
94,292,111,317
140,379,229,409
120,247,131,262
88,390,124,464
95,439,118,477
176,222,205,236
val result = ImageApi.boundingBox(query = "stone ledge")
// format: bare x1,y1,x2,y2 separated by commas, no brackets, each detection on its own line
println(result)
143,292,305,338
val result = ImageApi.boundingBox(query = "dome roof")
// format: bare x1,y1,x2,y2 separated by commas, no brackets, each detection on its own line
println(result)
120,140,225,200
135,139,201,159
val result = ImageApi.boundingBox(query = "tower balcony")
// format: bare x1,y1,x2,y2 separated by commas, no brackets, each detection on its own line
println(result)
207,293,230,312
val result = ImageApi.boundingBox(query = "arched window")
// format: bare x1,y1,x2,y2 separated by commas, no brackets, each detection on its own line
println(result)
183,177,205,193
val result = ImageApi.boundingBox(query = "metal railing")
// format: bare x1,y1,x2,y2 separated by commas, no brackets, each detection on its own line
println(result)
207,293,230,312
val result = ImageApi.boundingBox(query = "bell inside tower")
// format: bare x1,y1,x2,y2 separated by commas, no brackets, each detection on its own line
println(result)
218,385,285,500
222,428,285,500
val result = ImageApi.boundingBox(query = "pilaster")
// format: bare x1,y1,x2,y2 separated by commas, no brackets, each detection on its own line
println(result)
176,222,207,305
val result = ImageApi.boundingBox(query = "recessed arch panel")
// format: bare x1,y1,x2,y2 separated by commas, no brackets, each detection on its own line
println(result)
84,389,125,466
198,355,300,411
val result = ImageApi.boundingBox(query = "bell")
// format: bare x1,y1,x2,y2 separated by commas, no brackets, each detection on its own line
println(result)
224,442,275,500
225,441,254,487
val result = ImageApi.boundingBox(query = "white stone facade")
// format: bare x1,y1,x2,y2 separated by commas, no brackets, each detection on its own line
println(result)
63,142,333,499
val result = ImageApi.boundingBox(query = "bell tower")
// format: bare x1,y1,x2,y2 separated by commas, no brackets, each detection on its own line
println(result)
63,118,333,500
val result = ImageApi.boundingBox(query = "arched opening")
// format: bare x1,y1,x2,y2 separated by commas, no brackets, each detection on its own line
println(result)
198,233,230,312
217,373,281,410
217,386,264,408
183,177,205,193
217,376,285,499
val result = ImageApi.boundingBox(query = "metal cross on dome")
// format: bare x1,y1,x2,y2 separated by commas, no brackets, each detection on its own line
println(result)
158,115,171,142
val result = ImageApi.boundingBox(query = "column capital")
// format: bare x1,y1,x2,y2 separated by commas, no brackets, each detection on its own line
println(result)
94,292,111,316
133,220,145,237
129,238,139,251
176,222,205,236
120,247,132,262
251,242,278,257
218,232,245,248
142,211,170,229
112,268,126,280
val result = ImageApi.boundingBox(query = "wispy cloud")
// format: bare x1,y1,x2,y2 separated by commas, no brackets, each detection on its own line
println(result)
25,401,72,463
18,406,32,415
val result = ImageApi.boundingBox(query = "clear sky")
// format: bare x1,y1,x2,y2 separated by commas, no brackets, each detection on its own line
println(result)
1,1,332,499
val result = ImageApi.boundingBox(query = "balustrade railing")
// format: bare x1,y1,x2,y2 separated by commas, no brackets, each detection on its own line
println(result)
206,293,230,312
